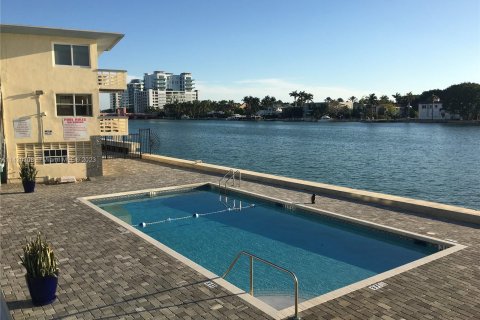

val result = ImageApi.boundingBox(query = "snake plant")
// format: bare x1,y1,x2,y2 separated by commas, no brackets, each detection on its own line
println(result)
19,159,38,182
20,233,59,278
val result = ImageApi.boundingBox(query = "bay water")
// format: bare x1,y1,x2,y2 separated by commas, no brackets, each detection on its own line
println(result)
129,120,480,210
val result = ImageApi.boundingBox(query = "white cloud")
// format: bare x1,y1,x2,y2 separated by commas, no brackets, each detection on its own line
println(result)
195,78,371,103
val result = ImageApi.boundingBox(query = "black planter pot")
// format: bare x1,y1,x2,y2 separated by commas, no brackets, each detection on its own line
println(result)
22,180,36,193
26,275,58,306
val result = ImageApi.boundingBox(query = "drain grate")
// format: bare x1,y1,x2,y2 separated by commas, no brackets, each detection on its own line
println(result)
369,281,387,290
204,281,217,289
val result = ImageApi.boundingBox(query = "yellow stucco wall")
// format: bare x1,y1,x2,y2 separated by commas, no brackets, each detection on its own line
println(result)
1,32,101,181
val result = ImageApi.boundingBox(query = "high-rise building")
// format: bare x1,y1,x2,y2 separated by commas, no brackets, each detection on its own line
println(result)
143,71,194,92
109,92,123,110
119,71,197,113
126,79,143,112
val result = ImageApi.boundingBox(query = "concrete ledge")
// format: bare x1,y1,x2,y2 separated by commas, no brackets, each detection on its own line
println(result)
141,154,480,225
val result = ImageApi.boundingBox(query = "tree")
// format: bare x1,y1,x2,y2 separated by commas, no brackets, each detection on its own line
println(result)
349,96,357,103
289,91,299,107
311,103,329,120
392,93,402,104
242,96,261,115
441,82,480,120
297,91,313,106
366,93,378,118
261,95,277,109
337,97,344,102
379,95,391,104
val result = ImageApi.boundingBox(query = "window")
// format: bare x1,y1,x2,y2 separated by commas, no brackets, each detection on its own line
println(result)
56,94,93,117
54,44,90,67
44,149,68,164
17,142,93,165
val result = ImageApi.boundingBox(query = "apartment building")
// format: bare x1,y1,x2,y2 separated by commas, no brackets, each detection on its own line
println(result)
118,71,198,112
144,71,194,92
133,89,167,113
0,24,127,182
110,92,123,110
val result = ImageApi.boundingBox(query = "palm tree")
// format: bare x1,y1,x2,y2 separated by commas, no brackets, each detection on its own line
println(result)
392,92,402,104
349,96,357,103
379,95,391,104
289,91,299,107
367,93,378,118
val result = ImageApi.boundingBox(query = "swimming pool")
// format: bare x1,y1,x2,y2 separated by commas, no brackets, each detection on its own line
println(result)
82,183,462,317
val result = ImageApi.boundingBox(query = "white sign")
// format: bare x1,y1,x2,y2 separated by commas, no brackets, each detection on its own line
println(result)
63,117,88,140
13,118,32,138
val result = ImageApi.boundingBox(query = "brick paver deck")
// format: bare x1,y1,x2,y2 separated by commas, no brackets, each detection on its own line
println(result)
1,158,479,319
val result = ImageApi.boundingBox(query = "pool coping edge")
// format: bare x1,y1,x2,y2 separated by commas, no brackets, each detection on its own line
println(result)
78,182,467,320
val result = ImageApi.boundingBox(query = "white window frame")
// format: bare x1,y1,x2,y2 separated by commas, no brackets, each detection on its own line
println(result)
52,43,91,67
55,94,94,117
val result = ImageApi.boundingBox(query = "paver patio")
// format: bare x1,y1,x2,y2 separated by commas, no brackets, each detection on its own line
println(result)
1,158,479,319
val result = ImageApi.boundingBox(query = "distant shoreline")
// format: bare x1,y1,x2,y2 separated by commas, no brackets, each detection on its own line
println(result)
128,116,480,125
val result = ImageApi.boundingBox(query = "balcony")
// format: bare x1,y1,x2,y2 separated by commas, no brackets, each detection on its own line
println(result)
97,69,127,92
99,116,129,136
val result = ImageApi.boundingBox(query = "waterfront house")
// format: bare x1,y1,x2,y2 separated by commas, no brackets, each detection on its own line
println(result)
0,24,128,183
418,102,461,120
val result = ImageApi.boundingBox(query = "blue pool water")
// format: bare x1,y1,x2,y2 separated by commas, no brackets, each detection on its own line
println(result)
95,187,441,309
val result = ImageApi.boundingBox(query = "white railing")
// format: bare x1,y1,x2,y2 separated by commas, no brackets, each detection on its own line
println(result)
99,116,129,135
97,69,127,92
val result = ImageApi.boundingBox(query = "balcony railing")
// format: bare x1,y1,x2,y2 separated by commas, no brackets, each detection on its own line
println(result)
99,116,129,136
97,69,127,92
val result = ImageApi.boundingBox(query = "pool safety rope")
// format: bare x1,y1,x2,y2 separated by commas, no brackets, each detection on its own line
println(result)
137,202,256,228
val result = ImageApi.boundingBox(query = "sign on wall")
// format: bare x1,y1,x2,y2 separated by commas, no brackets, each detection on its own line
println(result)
63,117,88,140
13,118,32,138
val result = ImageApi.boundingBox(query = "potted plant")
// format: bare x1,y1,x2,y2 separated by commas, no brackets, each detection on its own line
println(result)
20,233,59,306
19,159,38,193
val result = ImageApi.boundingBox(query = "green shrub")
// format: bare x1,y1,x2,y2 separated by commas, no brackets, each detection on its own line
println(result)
19,159,38,182
20,233,59,278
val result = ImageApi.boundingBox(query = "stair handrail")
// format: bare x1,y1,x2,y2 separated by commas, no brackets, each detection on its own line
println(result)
222,250,300,320
218,169,234,189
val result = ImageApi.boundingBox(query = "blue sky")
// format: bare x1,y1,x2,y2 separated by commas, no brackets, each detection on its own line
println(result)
2,0,479,103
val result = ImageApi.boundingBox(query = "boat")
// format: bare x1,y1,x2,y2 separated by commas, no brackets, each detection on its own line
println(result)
319,115,332,121
226,114,246,120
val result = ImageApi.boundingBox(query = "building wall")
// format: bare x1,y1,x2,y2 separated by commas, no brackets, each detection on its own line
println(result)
110,92,122,110
417,103,459,120
1,32,101,181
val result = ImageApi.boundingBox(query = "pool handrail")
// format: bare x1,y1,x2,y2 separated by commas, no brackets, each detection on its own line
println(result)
218,169,242,195
222,250,300,320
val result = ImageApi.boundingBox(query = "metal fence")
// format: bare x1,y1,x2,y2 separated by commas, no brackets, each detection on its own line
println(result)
102,128,159,159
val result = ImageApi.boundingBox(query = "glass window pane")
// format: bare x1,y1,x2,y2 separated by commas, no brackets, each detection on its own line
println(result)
54,44,72,65
74,95,91,105
72,45,90,66
56,95,74,104
75,104,92,116
57,105,74,116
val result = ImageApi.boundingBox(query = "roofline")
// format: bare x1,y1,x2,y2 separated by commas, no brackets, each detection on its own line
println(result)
0,24,124,52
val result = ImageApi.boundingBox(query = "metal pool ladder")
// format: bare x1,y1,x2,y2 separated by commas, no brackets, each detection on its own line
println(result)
222,251,300,320
218,169,241,194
